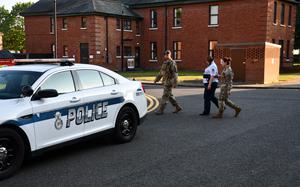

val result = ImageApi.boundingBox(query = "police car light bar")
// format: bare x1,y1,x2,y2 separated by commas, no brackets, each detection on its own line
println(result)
14,58,75,66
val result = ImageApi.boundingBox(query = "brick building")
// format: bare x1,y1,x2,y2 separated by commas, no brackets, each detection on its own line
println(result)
22,0,298,73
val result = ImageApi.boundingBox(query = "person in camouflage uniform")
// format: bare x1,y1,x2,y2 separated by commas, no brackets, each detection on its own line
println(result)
154,50,182,115
213,57,241,118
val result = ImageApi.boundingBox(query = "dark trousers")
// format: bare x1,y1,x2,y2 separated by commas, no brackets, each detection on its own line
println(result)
203,82,219,114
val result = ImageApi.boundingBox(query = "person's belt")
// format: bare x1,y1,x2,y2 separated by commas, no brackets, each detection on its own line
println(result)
203,74,218,79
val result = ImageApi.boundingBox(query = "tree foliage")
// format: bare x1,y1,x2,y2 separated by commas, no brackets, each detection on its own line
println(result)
0,2,33,52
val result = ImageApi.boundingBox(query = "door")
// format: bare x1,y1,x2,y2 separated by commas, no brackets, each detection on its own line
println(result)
230,49,246,82
74,69,123,136
135,47,141,68
31,71,84,149
279,40,284,66
80,43,89,64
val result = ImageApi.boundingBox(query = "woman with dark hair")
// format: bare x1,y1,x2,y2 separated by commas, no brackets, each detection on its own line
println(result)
200,56,219,116
213,57,241,118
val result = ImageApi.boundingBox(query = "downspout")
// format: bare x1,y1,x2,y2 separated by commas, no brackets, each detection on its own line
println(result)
164,5,168,51
105,17,109,64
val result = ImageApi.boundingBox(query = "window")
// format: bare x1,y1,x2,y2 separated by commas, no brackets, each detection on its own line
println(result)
77,70,104,90
100,72,116,86
136,21,141,35
208,40,218,57
50,17,54,33
209,5,219,26
150,10,158,28
62,17,67,29
173,41,182,60
81,17,87,28
63,45,68,57
116,18,121,29
281,3,285,25
124,19,131,30
150,42,157,60
173,8,182,27
286,40,290,59
288,5,292,26
124,47,132,57
40,71,75,94
116,46,121,57
274,1,277,24
0,71,42,99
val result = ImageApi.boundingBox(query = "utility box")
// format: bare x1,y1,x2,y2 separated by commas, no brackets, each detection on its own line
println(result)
215,42,281,84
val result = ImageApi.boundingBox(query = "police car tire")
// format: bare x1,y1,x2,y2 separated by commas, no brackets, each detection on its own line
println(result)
114,107,138,143
0,128,25,180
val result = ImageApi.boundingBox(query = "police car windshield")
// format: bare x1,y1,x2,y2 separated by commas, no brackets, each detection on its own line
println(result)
0,71,42,99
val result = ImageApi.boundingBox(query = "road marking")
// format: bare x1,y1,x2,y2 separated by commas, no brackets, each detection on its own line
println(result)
145,94,159,113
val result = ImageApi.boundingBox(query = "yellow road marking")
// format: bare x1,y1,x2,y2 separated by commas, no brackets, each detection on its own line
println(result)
145,94,159,113
146,94,154,111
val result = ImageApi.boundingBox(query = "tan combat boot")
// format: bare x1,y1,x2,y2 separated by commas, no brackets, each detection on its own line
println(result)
234,107,241,117
155,105,166,115
173,105,183,114
213,112,223,118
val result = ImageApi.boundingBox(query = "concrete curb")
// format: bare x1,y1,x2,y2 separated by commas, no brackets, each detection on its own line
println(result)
141,81,300,90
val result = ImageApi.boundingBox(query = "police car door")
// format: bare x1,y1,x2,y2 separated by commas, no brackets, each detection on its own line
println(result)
31,70,84,150
75,70,123,136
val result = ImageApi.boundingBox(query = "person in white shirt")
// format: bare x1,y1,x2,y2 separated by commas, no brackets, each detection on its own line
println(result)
200,56,219,116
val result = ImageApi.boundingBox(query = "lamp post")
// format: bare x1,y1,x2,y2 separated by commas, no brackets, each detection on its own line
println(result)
54,0,58,58
120,7,125,72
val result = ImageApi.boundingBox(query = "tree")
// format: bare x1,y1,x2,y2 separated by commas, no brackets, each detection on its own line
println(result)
0,2,33,52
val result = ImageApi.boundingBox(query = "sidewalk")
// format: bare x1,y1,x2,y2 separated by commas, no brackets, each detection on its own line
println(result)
141,78,300,89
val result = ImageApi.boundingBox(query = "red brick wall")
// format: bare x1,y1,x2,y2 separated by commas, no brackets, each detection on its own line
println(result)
25,16,55,54
25,15,140,71
266,0,296,62
134,0,270,71
24,0,297,71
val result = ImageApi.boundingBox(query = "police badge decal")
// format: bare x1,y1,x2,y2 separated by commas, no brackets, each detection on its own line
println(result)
54,112,63,130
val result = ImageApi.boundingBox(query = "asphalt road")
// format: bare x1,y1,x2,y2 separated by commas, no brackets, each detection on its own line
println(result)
1,85,300,186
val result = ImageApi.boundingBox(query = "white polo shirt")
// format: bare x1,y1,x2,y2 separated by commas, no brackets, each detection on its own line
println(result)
203,61,218,84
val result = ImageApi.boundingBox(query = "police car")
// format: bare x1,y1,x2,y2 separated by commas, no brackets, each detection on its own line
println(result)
0,59,147,179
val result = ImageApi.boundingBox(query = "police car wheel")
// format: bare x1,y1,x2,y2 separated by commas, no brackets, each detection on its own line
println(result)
0,128,25,180
114,107,138,143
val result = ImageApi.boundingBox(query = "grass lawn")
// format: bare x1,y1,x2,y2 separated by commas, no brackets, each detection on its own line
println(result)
120,70,203,82
121,70,300,83
279,72,300,81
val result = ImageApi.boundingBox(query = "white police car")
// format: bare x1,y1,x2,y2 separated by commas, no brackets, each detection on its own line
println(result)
0,59,147,179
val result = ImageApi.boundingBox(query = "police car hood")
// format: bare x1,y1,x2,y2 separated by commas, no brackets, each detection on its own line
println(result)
0,98,28,124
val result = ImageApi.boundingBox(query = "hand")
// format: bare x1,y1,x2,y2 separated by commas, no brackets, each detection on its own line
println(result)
207,85,211,90
173,84,177,88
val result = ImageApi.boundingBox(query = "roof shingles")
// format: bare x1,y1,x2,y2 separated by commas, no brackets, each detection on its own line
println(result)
21,0,141,18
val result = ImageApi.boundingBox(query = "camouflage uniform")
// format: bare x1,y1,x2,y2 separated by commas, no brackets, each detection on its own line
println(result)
218,66,241,115
155,59,181,113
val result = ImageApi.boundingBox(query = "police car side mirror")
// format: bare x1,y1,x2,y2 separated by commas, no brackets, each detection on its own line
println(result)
36,89,59,99
21,86,34,97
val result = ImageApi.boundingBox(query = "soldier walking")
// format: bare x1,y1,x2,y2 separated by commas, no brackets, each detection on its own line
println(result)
213,57,241,118
154,50,182,115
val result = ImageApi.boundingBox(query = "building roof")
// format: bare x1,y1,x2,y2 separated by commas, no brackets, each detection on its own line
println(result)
21,0,299,17
122,0,299,7
21,0,141,18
